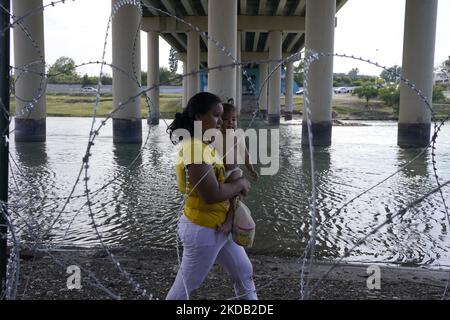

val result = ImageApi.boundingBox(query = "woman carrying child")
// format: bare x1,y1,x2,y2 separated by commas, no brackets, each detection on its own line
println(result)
165,92,258,300
217,103,259,234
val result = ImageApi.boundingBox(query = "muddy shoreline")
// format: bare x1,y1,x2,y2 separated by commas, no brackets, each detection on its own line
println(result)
11,247,449,300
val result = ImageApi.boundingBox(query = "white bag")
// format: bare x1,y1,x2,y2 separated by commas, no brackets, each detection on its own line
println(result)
232,200,255,248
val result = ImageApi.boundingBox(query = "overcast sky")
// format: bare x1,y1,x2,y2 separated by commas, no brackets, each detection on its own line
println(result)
13,0,450,77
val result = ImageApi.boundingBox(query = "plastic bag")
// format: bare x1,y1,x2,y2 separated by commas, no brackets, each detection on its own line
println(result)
232,200,255,248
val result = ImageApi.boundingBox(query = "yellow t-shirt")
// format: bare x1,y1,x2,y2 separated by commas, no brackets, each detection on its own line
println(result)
175,138,228,228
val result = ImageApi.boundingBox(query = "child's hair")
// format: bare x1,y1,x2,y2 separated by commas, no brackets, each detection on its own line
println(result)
222,103,236,117
167,92,221,144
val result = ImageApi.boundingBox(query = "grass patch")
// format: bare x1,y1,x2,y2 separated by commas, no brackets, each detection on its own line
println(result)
9,92,449,121
160,93,183,99
10,93,183,118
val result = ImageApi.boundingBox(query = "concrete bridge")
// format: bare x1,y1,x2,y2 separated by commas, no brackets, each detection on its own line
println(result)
13,0,438,147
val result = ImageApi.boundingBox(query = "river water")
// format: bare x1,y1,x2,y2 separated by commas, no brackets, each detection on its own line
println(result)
8,117,450,268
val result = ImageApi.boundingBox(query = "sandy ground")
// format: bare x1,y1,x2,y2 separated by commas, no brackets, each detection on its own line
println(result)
11,247,449,300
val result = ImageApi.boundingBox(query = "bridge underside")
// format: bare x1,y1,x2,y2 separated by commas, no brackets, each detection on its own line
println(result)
12,0,438,147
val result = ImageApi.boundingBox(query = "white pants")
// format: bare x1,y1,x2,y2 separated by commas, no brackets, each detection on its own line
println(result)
166,215,257,300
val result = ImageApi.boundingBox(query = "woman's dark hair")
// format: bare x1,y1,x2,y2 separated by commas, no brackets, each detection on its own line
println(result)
167,92,221,144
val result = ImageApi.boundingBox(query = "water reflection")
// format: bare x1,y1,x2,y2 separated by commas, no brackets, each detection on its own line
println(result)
389,147,445,266
107,143,144,244
301,145,331,175
14,142,48,168
13,141,52,199
396,147,430,178
12,142,53,243
7,118,450,266
301,146,340,260
113,143,143,168
142,127,181,247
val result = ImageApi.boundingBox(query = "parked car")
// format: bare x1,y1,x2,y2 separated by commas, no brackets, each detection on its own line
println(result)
81,86,98,93
295,88,304,95
334,87,350,94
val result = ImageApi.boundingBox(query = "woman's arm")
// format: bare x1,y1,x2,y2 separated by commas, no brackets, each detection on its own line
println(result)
187,164,250,204
244,146,259,181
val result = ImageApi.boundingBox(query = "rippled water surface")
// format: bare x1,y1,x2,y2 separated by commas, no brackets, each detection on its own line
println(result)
9,117,450,267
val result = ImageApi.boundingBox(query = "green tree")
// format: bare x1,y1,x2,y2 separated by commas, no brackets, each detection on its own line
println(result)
342,76,352,85
293,61,304,87
141,71,147,86
160,66,182,85
379,85,400,115
442,56,450,68
333,75,351,87
348,68,359,80
437,56,450,84
169,47,178,74
47,56,80,83
81,74,90,87
433,84,446,103
81,74,97,87
376,77,385,86
100,73,112,85
380,65,401,84
353,84,379,108
159,67,172,84
141,67,182,87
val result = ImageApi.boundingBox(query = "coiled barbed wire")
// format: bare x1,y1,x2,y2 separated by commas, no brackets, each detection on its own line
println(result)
0,0,448,301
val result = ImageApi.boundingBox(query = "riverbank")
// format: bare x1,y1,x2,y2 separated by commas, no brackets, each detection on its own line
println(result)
15,247,449,300
9,93,450,120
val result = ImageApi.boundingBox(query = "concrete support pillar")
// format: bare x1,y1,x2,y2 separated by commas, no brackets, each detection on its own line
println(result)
111,0,142,143
398,0,437,148
258,63,268,119
285,61,294,120
147,31,159,125
187,31,200,99
182,60,188,108
302,0,335,146
208,0,237,103
13,0,46,142
236,31,242,114
268,31,282,125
